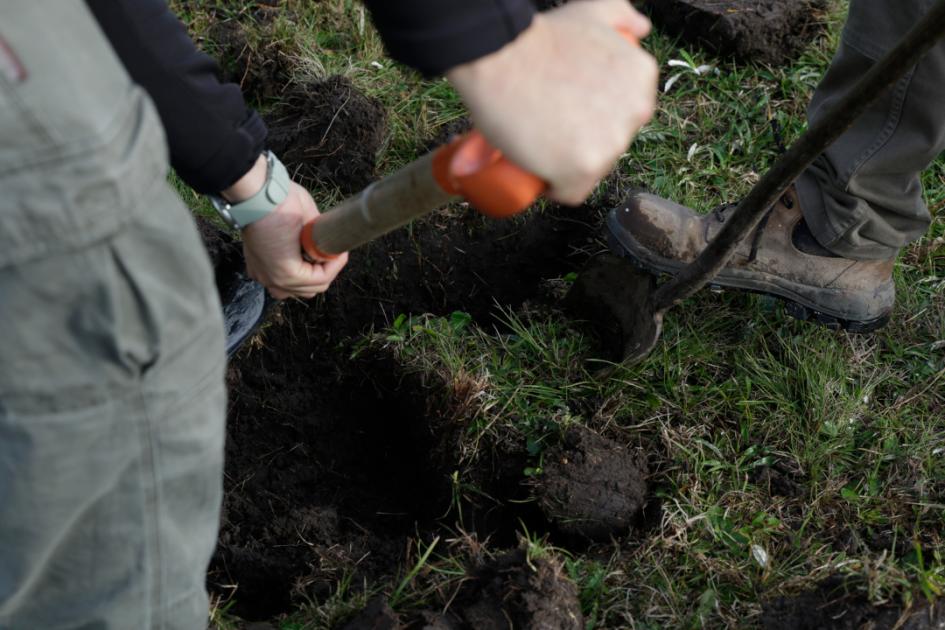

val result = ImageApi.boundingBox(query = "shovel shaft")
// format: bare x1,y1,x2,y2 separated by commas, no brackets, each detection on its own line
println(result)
651,0,945,313
301,151,455,259
300,131,547,260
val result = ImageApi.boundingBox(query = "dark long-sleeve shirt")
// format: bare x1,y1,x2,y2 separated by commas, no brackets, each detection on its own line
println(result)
363,0,535,77
86,0,535,193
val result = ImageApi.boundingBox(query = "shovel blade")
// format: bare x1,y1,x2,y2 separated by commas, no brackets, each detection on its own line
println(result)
565,254,663,367
222,274,271,357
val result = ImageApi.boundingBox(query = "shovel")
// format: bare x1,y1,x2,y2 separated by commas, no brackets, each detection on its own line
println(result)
568,0,945,367
223,35,644,355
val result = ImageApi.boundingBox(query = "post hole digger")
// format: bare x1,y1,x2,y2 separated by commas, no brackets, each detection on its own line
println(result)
225,0,945,362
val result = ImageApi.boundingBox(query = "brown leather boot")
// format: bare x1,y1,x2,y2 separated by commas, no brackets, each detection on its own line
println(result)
606,186,895,331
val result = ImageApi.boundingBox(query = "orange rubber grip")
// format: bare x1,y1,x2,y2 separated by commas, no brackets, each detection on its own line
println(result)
431,28,638,219
300,217,339,261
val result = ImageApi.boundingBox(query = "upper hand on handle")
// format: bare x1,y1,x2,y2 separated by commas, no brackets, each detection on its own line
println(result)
446,0,658,206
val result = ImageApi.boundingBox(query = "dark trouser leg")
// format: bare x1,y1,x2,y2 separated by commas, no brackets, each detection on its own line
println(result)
797,0,945,260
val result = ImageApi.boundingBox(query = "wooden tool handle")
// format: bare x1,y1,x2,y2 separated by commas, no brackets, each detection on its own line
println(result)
300,131,546,259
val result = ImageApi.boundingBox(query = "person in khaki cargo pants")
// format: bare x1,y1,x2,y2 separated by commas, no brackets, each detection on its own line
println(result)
0,0,655,627
0,3,349,628
610,0,945,332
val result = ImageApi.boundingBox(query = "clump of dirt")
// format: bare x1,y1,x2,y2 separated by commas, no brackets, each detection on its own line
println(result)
534,427,648,541
203,19,293,103
430,549,583,630
749,458,806,498
762,579,945,630
344,549,583,630
643,0,828,65
265,75,388,194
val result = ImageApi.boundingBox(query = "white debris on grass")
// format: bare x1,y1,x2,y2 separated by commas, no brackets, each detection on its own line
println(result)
664,58,720,93
751,544,769,569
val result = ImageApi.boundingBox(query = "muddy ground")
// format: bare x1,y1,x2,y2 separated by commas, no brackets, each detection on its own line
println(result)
201,191,652,621
192,23,932,623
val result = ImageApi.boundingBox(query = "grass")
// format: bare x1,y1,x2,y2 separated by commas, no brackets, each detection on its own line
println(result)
169,0,945,627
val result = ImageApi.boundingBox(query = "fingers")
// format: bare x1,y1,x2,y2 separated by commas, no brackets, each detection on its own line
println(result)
242,182,349,299
251,252,349,300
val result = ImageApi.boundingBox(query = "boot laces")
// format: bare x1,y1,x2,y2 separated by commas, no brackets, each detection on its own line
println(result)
710,193,793,263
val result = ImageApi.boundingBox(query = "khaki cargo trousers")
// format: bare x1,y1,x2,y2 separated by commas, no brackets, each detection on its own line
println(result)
799,0,945,259
0,3,226,629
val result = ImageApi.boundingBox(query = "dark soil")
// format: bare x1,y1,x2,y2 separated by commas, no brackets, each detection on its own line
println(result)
345,549,583,630
762,579,945,629
205,205,600,620
319,207,597,339
265,76,388,194
749,458,806,499
563,253,659,364
194,215,246,300
342,598,404,630
214,345,455,620
534,427,649,541
643,0,828,66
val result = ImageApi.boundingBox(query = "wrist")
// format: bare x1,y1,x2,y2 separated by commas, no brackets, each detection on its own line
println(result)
209,151,291,231
221,153,268,203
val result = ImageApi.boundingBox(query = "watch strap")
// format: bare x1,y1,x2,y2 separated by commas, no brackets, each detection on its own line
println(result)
210,151,290,230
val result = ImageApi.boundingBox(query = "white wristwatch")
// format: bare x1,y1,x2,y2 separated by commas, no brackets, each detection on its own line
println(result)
209,151,290,230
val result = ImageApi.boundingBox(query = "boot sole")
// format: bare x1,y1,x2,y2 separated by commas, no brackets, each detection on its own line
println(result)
605,215,891,334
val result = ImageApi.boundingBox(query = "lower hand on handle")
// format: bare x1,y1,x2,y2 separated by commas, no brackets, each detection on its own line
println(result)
242,182,349,299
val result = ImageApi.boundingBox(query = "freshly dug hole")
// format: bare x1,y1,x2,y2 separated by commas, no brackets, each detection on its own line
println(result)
212,338,469,620
198,140,605,622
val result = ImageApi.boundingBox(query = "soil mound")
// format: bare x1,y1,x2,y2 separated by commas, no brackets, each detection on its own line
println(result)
535,427,648,540
266,76,388,194
644,0,827,65
447,549,583,630
762,580,945,630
